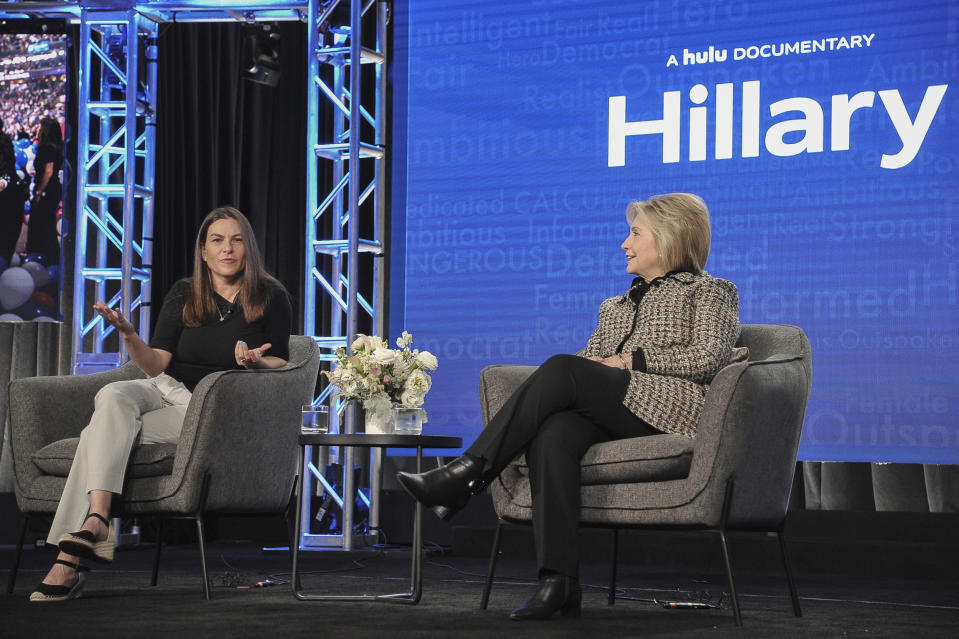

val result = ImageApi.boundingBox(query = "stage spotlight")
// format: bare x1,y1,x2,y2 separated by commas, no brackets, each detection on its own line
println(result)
243,24,281,88
318,0,352,46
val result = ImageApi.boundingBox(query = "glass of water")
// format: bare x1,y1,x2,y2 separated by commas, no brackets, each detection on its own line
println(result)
301,405,330,434
392,407,424,435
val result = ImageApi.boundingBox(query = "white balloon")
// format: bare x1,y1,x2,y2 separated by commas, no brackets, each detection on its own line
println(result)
22,261,51,288
0,267,34,310
0,313,23,321
33,316,58,322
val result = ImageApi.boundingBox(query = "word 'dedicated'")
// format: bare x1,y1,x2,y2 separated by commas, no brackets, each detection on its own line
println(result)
608,81,948,169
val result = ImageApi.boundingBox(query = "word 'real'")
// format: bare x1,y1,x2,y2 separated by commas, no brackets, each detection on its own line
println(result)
608,81,947,169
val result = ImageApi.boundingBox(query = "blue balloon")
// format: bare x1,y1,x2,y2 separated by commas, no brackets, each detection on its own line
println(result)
11,301,48,320
0,256,7,275
46,264,60,284
23,253,47,266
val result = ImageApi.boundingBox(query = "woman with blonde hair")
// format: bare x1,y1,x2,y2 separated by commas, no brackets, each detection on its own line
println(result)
399,193,739,620
30,206,292,602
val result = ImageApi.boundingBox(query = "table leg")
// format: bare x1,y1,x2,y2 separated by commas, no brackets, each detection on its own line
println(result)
291,443,424,604
292,444,305,598
410,445,423,603
379,444,423,604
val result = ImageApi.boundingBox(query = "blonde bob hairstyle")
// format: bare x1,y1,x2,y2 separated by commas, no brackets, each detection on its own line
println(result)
626,193,711,273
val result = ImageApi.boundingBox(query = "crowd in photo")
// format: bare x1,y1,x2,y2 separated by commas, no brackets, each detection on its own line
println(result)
0,33,61,54
0,34,67,321
1,78,65,139
0,34,67,139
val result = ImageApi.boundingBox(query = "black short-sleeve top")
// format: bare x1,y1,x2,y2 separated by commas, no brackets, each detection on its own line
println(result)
149,278,293,391
34,143,63,185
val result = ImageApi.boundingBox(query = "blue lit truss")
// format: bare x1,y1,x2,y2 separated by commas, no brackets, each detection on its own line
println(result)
301,0,387,551
71,10,158,373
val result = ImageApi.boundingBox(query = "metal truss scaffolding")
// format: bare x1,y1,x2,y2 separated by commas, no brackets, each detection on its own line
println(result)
301,0,387,550
72,10,158,374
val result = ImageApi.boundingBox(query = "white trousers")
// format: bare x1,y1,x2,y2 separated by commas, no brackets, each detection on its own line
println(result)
46,373,192,545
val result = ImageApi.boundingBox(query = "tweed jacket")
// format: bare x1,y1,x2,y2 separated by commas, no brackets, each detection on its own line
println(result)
581,270,739,438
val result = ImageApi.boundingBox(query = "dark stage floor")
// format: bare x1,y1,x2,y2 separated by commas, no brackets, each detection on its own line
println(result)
2,542,957,638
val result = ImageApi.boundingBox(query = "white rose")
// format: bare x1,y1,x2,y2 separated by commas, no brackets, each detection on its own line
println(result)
371,346,401,366
399,390,424,407
414,350,438,371
409,369,431,390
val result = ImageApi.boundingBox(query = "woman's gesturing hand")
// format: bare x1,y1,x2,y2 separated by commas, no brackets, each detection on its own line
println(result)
93,301,135,336
235,340,272,369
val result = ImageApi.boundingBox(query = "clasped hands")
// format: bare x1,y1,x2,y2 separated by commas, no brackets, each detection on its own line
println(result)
589,353,632,369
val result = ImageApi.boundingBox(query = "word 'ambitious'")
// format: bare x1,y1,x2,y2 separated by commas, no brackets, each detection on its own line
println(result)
608,81,947,169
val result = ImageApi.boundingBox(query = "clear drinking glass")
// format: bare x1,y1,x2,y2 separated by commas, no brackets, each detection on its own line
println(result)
301,405,330,434
392,407,424,435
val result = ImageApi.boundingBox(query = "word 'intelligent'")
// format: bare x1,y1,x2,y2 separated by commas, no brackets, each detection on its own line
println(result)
608,81,948,169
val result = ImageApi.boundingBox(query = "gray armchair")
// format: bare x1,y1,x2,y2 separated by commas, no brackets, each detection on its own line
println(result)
478,324,812,625
6,335,320,599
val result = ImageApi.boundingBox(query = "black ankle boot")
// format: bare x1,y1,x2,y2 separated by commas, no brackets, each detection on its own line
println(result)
509,573,582,620
396,455,484,521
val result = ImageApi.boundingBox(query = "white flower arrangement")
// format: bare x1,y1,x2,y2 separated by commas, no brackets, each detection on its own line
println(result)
323,331,438,424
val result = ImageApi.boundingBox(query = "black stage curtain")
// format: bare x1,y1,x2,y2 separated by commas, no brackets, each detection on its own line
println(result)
154,22,313,334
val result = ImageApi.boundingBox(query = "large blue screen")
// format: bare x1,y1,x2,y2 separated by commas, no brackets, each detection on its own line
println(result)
391,1,959,464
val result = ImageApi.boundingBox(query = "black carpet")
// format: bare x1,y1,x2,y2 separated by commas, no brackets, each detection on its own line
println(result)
2,542,957,638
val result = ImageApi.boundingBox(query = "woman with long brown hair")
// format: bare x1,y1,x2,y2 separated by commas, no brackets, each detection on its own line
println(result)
30,206,292,602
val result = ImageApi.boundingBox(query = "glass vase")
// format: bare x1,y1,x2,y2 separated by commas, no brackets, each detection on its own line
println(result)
364,406,394,434
392,406,424,435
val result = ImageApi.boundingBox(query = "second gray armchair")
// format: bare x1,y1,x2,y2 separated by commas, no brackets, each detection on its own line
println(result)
478,324,812,625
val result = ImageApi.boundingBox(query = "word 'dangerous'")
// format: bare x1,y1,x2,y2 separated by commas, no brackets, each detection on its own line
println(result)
608,81,947,169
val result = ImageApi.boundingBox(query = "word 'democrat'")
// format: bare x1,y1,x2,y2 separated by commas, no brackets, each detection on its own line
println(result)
608,81,948,169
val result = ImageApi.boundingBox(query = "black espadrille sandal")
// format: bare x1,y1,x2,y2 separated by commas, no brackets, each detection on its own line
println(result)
29,559,89,602
57,513,115,563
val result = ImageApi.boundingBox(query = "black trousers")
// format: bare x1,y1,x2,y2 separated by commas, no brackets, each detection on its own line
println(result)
0,190,23,264
25,189,61,266
466,354,659,577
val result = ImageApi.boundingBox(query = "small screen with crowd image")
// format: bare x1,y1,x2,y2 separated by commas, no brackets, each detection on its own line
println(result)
0,22,69,323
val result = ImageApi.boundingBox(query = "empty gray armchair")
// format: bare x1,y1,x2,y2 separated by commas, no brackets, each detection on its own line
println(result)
6,335,320,599
478,324,812,625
